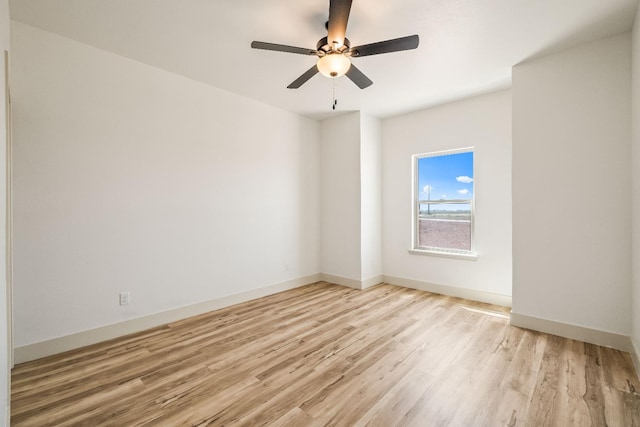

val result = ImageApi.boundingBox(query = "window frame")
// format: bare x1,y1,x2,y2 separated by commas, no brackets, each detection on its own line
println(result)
410,147,478,260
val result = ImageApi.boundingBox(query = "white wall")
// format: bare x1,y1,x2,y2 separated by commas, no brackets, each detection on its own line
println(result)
0,0,10,422
381,90,513,300
320,113,362,282
512,34,631,336
359,114,382,284
11,22,321,348
632,8,640,364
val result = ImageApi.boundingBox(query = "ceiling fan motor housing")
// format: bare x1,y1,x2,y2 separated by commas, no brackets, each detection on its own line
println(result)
316,36,351,54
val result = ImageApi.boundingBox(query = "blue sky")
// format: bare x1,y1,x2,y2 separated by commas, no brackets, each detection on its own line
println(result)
417,151,473,203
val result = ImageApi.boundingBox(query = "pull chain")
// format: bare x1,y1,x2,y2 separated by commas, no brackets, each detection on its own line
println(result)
332,79,338,110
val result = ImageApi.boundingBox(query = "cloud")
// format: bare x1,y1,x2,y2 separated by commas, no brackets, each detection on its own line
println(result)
456,176,474,183
441,195,447,199
457,189,469,195
423,185,432,193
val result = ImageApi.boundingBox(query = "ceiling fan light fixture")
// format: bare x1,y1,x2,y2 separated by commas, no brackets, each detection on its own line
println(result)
317,53,351,78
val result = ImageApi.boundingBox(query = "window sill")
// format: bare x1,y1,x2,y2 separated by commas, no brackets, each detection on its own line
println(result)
408,248,478,261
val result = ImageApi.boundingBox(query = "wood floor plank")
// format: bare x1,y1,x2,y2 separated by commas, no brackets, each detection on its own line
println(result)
352,369,433,427
11,282,640,426
493,329,548,426
268,407,321,427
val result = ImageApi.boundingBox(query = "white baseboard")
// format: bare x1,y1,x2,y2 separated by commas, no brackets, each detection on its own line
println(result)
320,273,362,289
362,275,384,289
14,274,320,364
319,273,384,290
383,274,512,307
510,312,633,353
631,338,640,381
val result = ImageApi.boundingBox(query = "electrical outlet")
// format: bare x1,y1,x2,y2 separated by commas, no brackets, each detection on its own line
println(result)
119,292,130,306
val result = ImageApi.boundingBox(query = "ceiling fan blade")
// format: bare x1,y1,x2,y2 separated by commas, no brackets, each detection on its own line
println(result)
251,41,318,56
345,63,373,89
327,0,353,48
287,65,320,89
350,35,419,57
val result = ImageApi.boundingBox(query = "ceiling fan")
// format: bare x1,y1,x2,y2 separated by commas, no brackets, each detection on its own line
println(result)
251,0,419,89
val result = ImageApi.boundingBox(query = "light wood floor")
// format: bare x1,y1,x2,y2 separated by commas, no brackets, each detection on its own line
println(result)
11,282,640,426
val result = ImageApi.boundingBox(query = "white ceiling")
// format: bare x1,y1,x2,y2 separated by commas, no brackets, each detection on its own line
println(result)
9,0,640,119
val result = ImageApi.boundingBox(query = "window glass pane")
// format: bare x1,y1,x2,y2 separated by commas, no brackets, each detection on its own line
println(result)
417,151,474,202
418,203,471,220
418,202,471,250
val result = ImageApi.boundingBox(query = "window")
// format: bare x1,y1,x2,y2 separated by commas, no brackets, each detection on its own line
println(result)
411,147,476,259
